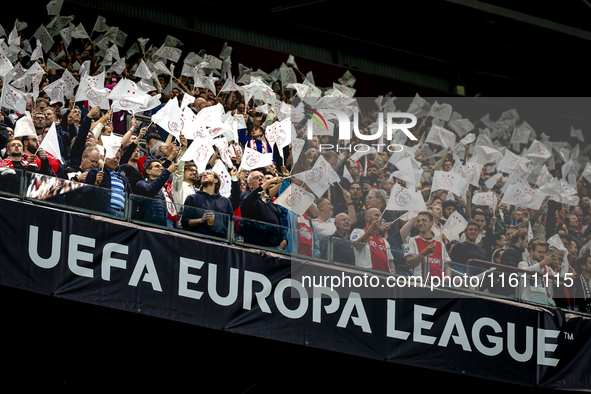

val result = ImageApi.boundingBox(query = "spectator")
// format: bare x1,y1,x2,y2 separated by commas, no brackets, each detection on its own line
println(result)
573,256,591,314
318,212,356,265
239,171,287,249
85,149,132,218
518,241,562,306
182,168,234,239
500,229,528,268
135,156,179,228
449,220,488,274
350,207,395,273
405,211,451,279
65,146,101,182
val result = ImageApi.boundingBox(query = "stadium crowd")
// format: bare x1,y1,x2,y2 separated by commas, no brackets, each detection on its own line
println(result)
1,6,591,313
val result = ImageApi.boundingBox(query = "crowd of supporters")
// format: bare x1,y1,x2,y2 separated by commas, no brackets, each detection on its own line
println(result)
1,8,591,313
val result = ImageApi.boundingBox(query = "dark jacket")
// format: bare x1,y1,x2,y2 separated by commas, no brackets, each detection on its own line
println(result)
182,190,234,239
500,243,524,269
239,185,286,247
134,169,173,226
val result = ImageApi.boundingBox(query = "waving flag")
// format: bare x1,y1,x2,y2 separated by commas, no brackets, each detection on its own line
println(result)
385,183,426,212
275,183,316,216
39,123,64,163
442,210,468,241
501,184,545,210
239,146,274,172
181,139,215,173
432,171,466,196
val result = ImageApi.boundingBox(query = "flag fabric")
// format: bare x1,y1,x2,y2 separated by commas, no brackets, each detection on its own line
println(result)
1,85,27,114
13,115,36,138
100,134,122,159
155,46,182,63
33,25,54,53
75,71,105,103
580,163,591,184
425,125,455,148
275,183,316,216
212,160,232,198
431,170,466,196
39,123,63,163
510,126,530,144
526,140,552,159
427,101,452,122
164,35,183,48
239,146,274,172
459,133,476,146
501,184,545,210
472,191,498,211
181,139,215,173
448,119,474,137
60,26,73,49
475,145,503,164
151,97,185,139
43,78,66,104
61,69,79,99
385,183,427,212
93,16,109,33
442,210,468,241
30,39,43,61
498,149,522,174
71,23,89,39
293,157,332,197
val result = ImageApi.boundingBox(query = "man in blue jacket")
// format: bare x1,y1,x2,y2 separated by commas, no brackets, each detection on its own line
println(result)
182,168,234,240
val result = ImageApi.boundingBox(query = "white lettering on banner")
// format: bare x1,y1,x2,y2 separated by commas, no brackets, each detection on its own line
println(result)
243,270,272,313
385,300,559,365
128,250,162,291
26,224,561,367
101,243,128,281
312,287,340,324
28,225,61,269
179,257,204,300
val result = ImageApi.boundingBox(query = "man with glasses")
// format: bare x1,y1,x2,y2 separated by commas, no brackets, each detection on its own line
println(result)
85,149,133,218
182,169,234,239
135,157,179,227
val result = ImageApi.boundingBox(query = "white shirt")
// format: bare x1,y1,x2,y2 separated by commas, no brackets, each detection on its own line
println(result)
310,217,336,236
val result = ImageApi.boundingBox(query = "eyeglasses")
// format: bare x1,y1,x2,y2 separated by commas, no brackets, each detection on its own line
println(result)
202,170,215,176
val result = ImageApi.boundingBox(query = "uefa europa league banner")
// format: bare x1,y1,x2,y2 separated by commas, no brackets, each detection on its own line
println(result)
0,197,590,389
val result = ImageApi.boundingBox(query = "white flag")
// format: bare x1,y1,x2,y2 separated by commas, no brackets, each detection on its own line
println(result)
134,59,153,80
580,163,591,184
501,184,545,210
432,170,466,196
155,46,182,63
212,160,232,198
46,0,64,15
385,183,427,212
43,78,66,105
472,191,498,211
30,39,43,61
425,125,455,149
93,16,109,33
442,210,468,242
181,139,215,173
32,25,54,53
239,146,274,172
1,85,27,114
510,126,530,145
275,183,316,216
13,114,36,138
39,123,63,163
101,134,123,159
